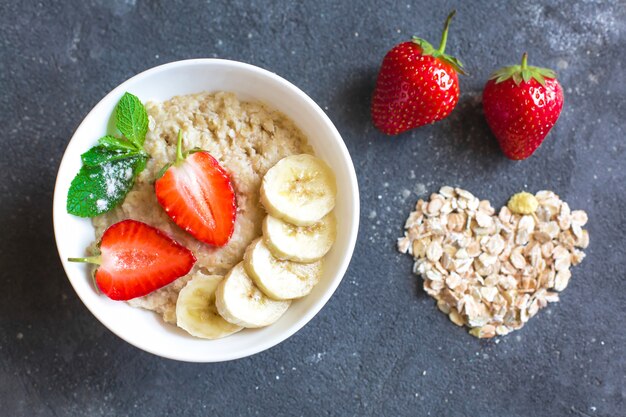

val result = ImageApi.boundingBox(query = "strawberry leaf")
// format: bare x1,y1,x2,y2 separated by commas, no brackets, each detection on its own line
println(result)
155,162,173,180
490,53,557,86
439,54,467,76
533,73,546,86
411,37,436,56
184,147,203,157
535,67,556,78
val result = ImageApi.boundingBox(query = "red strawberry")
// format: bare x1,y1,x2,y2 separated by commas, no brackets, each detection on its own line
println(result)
483,53,564,160
69,219,196,301
371,10,465,135
155,131,236,246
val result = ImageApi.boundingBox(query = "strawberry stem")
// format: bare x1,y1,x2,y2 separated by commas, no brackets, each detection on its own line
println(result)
68,256,102,265
176,130,184,163
521,52,528,70
437,10,456,55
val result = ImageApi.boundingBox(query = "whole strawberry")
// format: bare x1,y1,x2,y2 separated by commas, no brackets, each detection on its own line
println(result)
371,10,465,135
483,53,564,160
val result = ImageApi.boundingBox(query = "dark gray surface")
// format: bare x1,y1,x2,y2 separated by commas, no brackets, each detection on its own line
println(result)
1,0,624,416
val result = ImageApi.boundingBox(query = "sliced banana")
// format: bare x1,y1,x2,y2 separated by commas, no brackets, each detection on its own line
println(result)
244,238,322,300
176,273,243,339
215,262,291,328
263,214,336,263
260,154,337,226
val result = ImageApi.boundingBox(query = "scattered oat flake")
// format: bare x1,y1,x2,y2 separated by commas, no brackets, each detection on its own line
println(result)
398,187,589,338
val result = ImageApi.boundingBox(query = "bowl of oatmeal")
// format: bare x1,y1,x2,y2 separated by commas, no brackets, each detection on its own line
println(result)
53,59,359,362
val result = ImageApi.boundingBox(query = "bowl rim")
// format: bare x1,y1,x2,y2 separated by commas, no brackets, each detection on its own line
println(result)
52,58,360,362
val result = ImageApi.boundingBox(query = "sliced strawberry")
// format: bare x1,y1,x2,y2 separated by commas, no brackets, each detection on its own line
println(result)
155,131,237,246
69,219,196,301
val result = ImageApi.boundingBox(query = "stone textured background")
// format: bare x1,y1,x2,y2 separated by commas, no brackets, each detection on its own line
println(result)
1,0,624,416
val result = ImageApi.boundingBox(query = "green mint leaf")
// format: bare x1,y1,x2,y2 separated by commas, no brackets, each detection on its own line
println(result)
98,135,138,151
81,145,139,167
67,156,146,218
133,153,148,175
115,92,148,148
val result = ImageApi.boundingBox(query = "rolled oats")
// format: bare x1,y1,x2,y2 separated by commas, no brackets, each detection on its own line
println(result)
398,187,589,339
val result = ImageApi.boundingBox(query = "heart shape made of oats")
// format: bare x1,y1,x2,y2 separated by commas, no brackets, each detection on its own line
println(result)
397,187,589,338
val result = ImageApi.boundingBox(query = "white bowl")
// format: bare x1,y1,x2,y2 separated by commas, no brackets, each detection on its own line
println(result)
53,59,359,362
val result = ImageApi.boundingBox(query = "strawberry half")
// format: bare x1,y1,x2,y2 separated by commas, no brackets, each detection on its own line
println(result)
371,10,465,135
483,53,564,160
69,219,196,301
155,131,237,246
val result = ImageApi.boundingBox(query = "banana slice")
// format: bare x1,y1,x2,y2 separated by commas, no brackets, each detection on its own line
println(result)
260,154,337,226
263,214,336,263
215,262,291,328
176,273,243,339
244,238,322,300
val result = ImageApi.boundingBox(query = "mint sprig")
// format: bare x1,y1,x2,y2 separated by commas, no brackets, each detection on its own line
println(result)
67,92,150,218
